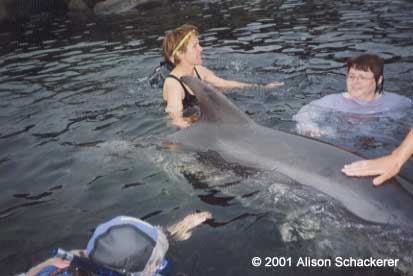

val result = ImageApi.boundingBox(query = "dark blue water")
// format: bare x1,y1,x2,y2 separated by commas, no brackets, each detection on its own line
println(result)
1,0,413,275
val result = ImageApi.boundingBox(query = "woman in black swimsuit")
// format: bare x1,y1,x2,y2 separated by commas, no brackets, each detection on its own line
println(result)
162,24,284,128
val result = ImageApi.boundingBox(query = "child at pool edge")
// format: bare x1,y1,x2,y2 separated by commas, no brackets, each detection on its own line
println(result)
162,23,284,128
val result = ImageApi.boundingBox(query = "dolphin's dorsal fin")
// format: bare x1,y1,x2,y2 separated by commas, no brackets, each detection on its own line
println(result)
181,76,254,126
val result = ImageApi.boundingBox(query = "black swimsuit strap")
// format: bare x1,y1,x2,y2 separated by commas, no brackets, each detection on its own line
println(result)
194,67,201,79
165,67,202,102
165,71,199,109
165,67,201,84
165,74,189,93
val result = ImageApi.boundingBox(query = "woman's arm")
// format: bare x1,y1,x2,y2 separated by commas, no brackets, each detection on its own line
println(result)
163,79,191,128
293,103,328,137
25,250,85,276
342,128,413,185
198,66,284,90
26,258,69,276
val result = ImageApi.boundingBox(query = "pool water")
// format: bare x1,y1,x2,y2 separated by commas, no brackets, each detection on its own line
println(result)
1,0,413,275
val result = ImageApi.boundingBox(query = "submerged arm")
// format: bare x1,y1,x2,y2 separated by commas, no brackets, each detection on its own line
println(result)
293,103,326,137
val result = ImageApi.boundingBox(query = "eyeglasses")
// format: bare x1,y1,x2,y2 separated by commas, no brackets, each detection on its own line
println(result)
347,75,374,81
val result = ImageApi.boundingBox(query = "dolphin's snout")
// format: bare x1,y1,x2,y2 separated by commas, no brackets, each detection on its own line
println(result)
181,76,205,96
181,76,199,86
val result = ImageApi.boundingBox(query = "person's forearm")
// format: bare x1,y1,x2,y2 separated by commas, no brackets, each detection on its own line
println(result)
391,128,413,166
167,111,190,128
26,258,70,276
213,79,283,90
215,79,256,90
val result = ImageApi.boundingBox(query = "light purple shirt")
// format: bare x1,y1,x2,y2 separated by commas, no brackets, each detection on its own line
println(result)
307,92,412,114
293,92,412,136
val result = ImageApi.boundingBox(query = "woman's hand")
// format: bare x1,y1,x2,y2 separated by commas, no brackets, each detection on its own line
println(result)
342,129,413,185
263,81,284,88
172,118,190,129
342,154,402,186
302,127,324,137
168,211,212,241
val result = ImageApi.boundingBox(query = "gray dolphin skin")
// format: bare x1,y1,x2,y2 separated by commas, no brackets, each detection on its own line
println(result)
94,0,152,15
166,76,413,228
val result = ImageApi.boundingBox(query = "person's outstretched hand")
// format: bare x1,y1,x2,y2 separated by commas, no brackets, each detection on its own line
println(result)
172,118,190,129
168,211,212,241
342,154,402,186
264,81,284,88
302,127,323,137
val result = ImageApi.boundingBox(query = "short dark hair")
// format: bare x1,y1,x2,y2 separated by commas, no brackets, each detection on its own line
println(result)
347,54,384,93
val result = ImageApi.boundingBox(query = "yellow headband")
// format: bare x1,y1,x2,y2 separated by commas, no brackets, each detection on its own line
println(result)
171,30,195,57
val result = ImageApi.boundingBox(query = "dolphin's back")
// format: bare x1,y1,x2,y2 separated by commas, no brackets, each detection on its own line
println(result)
170,77,413,227
216,125,413,226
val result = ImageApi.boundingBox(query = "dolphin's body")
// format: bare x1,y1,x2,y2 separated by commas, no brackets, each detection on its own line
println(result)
167,76,413,227
94,0,152,15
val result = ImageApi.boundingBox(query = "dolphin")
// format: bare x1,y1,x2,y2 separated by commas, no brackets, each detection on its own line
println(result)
166,76,413,228
94,0,152,15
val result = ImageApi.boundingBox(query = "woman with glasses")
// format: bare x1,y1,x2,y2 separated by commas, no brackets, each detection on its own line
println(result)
293,53,412,137
162,24,284,129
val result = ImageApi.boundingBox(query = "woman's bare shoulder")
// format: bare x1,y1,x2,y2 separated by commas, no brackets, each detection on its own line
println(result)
163,78,184,101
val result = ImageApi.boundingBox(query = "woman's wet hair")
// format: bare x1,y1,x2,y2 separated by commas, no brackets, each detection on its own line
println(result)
346,53,384,94
162,24,199,66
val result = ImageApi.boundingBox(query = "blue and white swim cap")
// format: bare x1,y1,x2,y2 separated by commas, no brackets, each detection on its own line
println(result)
86,216,160,273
